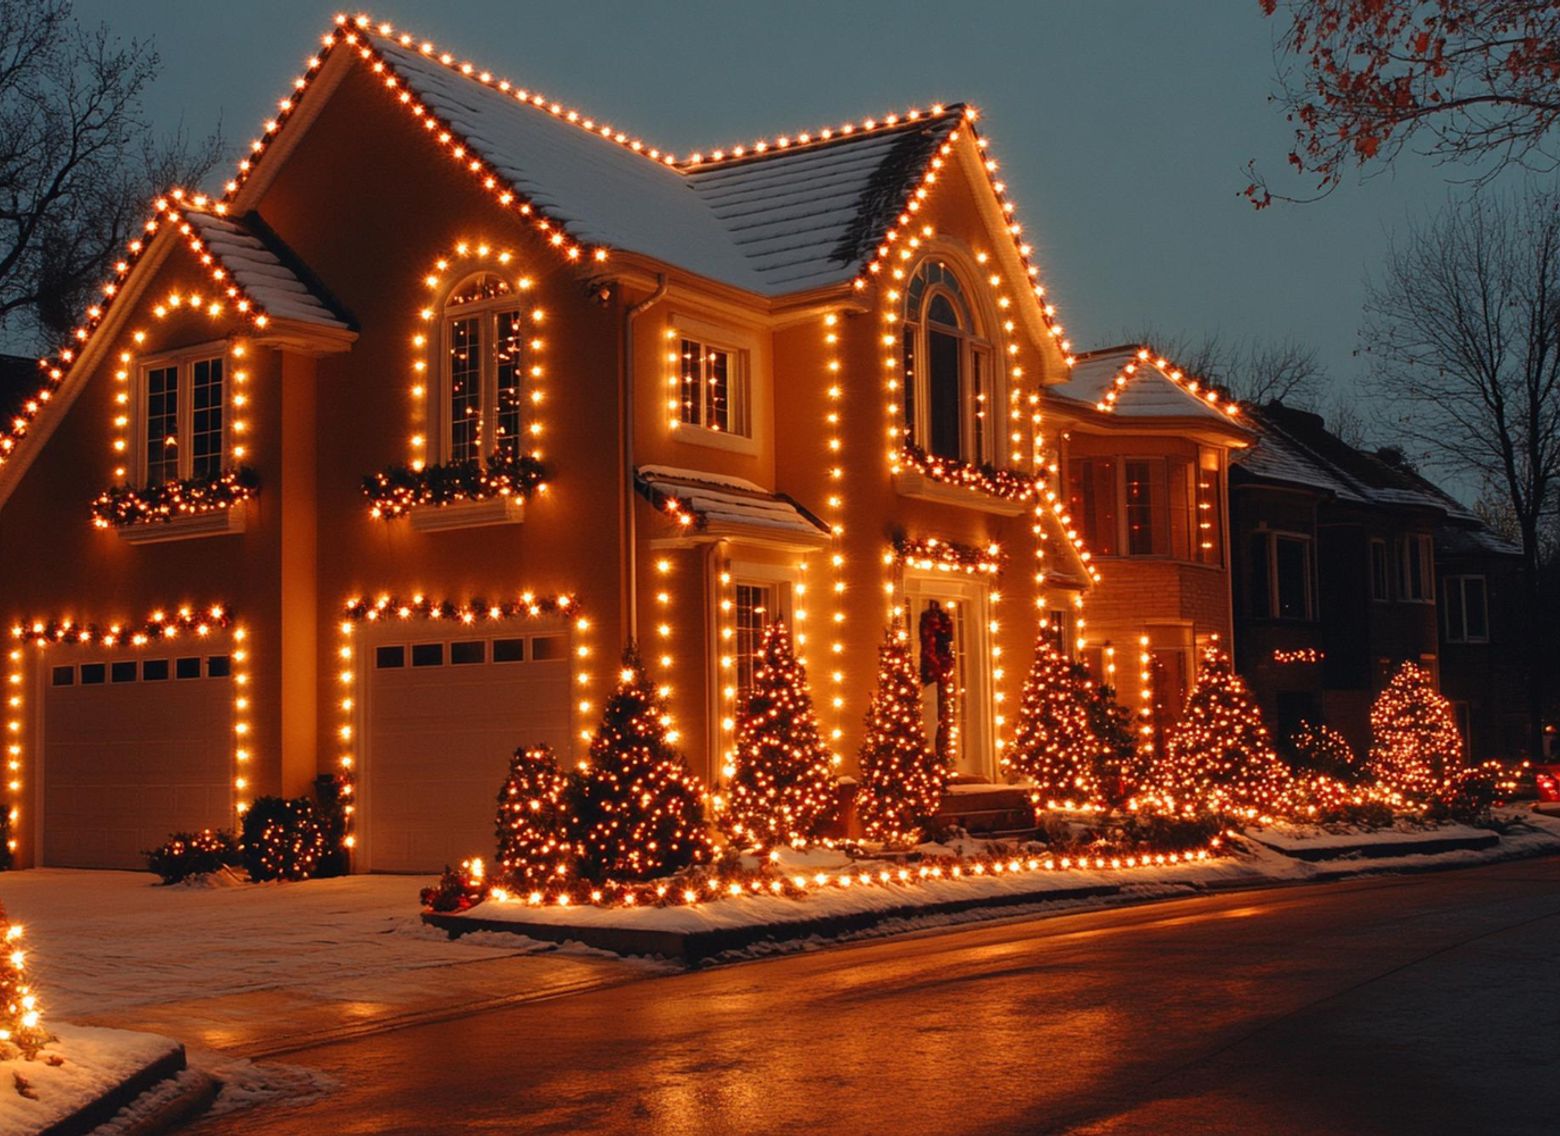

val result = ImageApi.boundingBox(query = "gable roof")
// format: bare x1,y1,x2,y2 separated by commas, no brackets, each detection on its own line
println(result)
1053,345,1244,423
1233,403,1517,551
179,208,350,330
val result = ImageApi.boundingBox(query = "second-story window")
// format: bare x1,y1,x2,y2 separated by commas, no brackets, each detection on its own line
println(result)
1443,575,1488,642
901,260,995,465
679,338,749,436
1399,533,1434,602
442,273,532,464
1248,531,1315,620
140,351,225,484
1370,538,1391,602
1066,454,1220,563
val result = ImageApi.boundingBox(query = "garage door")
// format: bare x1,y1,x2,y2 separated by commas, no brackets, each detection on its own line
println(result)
363,627,572,873
42,646,234,869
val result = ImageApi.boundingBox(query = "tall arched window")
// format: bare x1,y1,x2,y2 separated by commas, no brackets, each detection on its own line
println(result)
440,273,531,465
901,260,994,464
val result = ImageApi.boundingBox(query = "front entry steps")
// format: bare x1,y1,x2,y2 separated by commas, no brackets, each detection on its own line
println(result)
935,779,1036,837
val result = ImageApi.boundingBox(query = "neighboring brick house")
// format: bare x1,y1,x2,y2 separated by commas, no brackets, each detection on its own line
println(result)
1229,403,1523,761
0,15,1260,872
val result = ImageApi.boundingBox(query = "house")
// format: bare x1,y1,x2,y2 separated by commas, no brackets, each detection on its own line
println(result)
0,14,1248,873
1228,402,1524,760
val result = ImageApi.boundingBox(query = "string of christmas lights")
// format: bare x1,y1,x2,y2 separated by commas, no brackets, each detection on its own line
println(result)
91,467,259,528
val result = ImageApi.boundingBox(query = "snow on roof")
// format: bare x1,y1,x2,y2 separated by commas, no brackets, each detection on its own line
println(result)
180,208,349,329
637,465,828,539
1052,346,1239,422
371,31,963,297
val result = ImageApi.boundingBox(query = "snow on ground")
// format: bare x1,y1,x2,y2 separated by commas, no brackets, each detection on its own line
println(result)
0,1023,177,1136
1251,819,1498,852
0,870,550,1018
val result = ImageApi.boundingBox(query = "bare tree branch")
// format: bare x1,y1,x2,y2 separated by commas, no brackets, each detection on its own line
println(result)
1125,325,1330,408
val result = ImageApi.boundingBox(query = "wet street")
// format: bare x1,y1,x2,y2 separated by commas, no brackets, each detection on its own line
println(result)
189,857,1560,1135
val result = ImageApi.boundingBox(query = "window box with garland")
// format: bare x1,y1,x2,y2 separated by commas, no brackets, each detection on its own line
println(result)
369,269,547,529
97,344,256,542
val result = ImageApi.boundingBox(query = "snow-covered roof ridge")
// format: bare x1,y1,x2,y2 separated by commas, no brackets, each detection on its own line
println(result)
1054,344,1243,423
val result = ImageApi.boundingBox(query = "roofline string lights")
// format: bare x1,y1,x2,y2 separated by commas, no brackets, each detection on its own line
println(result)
1092,346,1243,419
336,592,595,854
8,606,250,842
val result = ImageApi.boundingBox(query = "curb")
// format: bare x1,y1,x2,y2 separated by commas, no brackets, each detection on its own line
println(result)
100,1069,220,1136
425,880,1129,963
38,1044,187,1136
1249,831,1501,862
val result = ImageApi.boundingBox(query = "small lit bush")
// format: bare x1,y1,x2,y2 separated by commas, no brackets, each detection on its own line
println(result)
145,828,241,884
240,796,326,882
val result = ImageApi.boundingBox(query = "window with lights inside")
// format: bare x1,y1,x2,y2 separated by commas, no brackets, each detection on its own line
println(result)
899,260,997,466
136,345,231,485
438,272,538,464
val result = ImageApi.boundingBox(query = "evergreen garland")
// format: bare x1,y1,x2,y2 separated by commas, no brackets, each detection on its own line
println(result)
1368,660,1465,797
723,622,838,850
572,647,712,882
856,623,946,845
495,744,577,887
1004,632,1102,807
1156,642,1291,812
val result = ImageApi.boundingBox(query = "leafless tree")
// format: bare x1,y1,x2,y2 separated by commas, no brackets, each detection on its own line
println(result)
1364,187,1560,752
1322,392,1372,448
0,0,222,350
1127,327,1329,408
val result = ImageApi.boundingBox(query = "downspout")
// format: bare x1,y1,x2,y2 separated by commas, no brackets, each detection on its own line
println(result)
624,275,668,644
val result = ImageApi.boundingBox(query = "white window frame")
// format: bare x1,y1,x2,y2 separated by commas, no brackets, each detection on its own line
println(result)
901,260,1001,468
436,272,536,466
1443,574,1489,643
136,340,229,485
1398,533,1435,603
669,314,757,452
1369,538,1391,603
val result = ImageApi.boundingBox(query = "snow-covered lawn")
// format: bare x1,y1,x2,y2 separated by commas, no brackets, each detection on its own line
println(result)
0,1024,178,1136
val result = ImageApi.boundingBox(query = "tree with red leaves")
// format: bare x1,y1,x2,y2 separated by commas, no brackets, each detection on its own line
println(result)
1250,1,1560,206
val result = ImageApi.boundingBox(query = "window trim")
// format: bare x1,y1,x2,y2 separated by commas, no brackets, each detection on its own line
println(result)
668,313,760,453
1369,538,1391,603
1398,532,1435,603
135,340,230,485
900,259,1002,468
1249,528,1317,622
1443,574,1489,643
434,271,539,466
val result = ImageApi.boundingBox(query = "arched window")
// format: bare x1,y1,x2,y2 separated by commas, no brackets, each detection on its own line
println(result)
901,260,995,464
440,272,530,464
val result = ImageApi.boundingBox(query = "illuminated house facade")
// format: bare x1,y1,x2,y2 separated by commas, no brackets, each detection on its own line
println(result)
0,16,1247,873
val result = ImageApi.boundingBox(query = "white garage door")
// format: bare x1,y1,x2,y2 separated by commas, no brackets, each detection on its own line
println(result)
363,627,572,873
41,645,234,869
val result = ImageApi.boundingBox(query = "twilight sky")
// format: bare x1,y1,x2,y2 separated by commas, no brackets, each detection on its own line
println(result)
73,1,1482,440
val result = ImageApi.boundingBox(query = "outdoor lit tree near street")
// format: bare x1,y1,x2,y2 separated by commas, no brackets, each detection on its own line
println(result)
856,624,945,845
1362,189,1560,756
0,903,45,1059
1157,642,1291,811
1252,0,1560,205
1005,632,1102,807
723,623,837,850
494,744,575,888
1368,660,1466,796
571,648,711,882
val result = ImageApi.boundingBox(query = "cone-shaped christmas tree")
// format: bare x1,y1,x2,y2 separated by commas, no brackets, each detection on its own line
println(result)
0,903,46,1059
1004,632,1102,807
856,623,945,845
723,622,838,850
1368,660,1464,797
572,647,712,882
495,744,577,888
1156,641,1291,811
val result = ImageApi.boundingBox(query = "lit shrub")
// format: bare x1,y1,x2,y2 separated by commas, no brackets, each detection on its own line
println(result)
144,828,241,884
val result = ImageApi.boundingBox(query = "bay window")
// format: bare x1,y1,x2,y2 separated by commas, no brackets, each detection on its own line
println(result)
1066,450,1223,564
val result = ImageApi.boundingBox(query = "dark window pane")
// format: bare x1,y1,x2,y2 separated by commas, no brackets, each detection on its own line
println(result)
679,339,701,427
1248,533,1272,617
145,365,180,483
704,347,730,433
494,309,524,458
492,638,525,663
1371,541,1390,601
927,327,962,459
80,663,106,685
411,643,443,667
207,655,232,678
175,657,202,679
530,635,565,662
900,326,917,444
51,666,74,687
1067,458,1117,558
1125,460,1162,556
1464,578,1488,640
1444,577,1465,640
142,658,170,681
111,661,137,683
375,645,406,669
190,356,224,479
450,640,485,665
1276,537,1309,619
927,293,961,328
